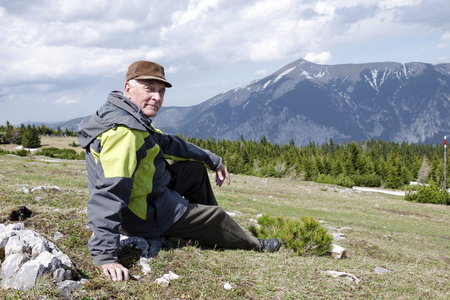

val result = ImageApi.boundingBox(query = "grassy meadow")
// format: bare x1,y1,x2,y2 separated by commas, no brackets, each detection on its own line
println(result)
0,138,448,299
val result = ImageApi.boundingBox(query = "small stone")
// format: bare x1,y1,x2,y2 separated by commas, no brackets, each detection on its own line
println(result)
224,282,232,290
374,267,393,274
65,269,73,280
17,187,30,194
163,271,179,281
323,270,360,284
56,280,81,298
53,232,64,241
154,277,170,287
139,257,151,275
331,232,345,240
53,268,66,282
330,244,347,259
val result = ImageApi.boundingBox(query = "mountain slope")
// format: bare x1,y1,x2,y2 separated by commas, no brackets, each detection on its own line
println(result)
154,59,450,145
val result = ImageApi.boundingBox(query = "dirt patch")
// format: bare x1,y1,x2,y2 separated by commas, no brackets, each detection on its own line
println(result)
9,206,33,221
373,207,430,219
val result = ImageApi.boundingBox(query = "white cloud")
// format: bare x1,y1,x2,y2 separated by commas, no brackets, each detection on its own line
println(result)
0,0,449,124
145,49,165,61
171,0,220,26
254,69,270,78
305,52,333,64
55,94,80,105
436,33,450,49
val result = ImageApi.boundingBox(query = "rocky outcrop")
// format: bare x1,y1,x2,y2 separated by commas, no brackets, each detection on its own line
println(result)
0,223,79,291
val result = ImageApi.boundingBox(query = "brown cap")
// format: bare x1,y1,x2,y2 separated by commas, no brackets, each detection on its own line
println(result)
126,61,172,87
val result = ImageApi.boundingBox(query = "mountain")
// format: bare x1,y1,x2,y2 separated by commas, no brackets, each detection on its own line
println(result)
153,59,450,146
25,117,88,132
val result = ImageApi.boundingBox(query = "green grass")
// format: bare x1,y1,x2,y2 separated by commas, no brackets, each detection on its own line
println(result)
0,152,449,299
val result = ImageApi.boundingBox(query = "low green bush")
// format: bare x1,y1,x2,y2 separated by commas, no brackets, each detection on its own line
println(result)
249,214,333,256
36,147,85,160
0,149,12,155
351,173,382,187
404,182,450,205
315,174,356,188
15,149,29,157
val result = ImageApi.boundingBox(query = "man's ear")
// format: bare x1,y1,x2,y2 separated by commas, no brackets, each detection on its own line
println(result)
124,82,131,98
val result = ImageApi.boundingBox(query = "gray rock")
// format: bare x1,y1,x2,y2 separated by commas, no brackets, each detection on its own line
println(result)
56,280,81,298
330,244,347,259
3,259,42,290
16,187,30,194
53,268,66,282
331,232,345,240
374,266,393,274
53,231,64,241
0,223,79,291
31,186,61,192
65,269,73,280
4,236,29,257
0,253,25,279
323,270,360,284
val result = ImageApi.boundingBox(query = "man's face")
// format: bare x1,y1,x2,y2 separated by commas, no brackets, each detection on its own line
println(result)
124,80,166,118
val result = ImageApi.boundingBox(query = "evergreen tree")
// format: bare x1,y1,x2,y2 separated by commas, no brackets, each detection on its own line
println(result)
10,127,22,144
22,125,41,148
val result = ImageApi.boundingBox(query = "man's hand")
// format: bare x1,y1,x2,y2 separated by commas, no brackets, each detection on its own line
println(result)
215,163,231,187
102,263,129,282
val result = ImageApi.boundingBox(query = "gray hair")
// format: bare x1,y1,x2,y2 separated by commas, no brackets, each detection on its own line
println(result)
127,79,137,89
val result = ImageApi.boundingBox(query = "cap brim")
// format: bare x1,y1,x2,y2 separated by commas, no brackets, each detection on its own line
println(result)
133,75,172,87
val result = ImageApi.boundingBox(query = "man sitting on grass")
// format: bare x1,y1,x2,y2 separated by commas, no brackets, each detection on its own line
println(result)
77,60,281,282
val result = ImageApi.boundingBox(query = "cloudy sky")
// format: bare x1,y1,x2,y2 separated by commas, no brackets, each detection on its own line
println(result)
1,0,449,125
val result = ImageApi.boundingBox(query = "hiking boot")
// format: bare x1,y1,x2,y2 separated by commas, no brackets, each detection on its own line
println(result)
259,238,281,252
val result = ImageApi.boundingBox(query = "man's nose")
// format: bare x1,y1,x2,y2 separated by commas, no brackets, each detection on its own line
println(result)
152,92,161,101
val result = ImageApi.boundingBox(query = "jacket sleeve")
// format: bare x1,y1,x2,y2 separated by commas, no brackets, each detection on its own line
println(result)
86,126,142,265
153,127,222,171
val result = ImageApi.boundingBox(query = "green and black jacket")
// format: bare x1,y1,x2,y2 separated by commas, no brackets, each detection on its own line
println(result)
77,91,222,265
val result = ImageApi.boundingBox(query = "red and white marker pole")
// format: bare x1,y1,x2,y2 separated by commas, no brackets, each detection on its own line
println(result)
445,136,447,191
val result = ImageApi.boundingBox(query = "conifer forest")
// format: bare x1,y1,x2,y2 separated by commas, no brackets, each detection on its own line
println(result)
1,121,448,192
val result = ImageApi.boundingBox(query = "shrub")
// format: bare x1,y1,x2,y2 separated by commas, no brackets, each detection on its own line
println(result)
36,147,85,160
314,174,356,188
351,173,382,187
315,174,337,185
335,175,356,188
249,214,333,256
404,182,450,205
15,149,29,157
0,149,11,155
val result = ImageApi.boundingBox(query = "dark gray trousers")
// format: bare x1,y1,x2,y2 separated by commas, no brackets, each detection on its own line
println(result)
163,161,261,250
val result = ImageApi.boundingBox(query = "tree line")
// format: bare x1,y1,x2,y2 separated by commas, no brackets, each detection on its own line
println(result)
185,135,448,190
0,121,77,148
1,121,448,192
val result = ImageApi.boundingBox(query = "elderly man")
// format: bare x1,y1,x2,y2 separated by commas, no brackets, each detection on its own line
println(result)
77,61,280,282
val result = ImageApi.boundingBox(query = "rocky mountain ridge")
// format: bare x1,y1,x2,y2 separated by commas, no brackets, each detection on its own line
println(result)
153,59,450,145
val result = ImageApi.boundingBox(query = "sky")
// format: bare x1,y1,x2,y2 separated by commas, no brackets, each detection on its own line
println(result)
0,0,449,125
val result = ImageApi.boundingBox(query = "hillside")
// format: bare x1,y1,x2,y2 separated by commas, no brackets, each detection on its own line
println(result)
0,149,448,298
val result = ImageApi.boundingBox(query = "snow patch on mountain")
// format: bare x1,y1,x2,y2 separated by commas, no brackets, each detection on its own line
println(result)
274,67,296,84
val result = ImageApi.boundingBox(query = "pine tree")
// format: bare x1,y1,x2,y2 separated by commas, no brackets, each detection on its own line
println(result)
22,125,41,148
